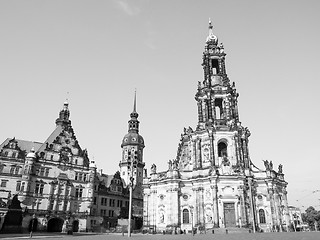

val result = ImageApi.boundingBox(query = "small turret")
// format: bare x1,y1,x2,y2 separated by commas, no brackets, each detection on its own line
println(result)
55,101,71,126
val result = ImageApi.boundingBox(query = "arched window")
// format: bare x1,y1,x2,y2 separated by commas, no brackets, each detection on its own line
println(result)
214,98,223,119
259,209,266,224
182,209,190,224
218,141,228,157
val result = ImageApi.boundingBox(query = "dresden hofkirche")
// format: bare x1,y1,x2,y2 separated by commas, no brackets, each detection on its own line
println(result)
143,22,290,233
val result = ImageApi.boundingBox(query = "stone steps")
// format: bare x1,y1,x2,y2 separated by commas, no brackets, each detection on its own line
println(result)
209,227,251,234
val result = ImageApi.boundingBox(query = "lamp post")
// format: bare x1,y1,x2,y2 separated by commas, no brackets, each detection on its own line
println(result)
190,206,194,236
128,160,137,237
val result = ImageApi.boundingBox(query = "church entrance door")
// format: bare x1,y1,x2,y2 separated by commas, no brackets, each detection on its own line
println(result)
223,203,236,227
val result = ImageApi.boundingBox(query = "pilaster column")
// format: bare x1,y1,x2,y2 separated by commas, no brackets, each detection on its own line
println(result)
208,132,215,167
53,183,59,211
207,99,213,121
192,187,199,225
282,190,290,231
202,101,208,123
268,188,276,228
197,138,202,169
234,136,240,165
197,101,204,123
192,140,197,170
211,183,219,227
143,192,150,227
235,199,239,227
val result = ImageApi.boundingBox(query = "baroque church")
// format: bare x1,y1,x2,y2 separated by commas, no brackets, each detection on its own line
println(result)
142,21,290,233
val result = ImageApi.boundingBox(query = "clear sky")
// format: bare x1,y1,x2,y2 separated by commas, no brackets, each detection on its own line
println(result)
1,0,320,211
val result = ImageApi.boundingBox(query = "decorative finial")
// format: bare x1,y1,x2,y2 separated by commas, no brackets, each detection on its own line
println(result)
206,18,218,45
64,92,69,109
66,92,69,103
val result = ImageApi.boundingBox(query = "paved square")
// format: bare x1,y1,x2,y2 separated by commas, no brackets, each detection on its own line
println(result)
58,232,320,240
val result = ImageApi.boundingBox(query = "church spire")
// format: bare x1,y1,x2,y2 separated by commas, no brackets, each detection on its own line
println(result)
128,90,139,133
131,89,138,116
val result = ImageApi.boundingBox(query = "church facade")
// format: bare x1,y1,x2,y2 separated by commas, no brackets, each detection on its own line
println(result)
142,22,290,233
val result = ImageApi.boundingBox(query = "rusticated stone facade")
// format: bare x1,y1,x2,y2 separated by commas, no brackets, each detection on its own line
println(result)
143,21,290,233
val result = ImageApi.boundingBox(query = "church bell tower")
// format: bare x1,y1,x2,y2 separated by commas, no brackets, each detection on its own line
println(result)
196,20,240,130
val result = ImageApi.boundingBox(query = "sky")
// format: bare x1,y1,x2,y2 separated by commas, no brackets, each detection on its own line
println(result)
0,0,320,211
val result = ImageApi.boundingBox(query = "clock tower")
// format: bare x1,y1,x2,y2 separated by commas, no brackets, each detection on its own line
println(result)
120,92,145,187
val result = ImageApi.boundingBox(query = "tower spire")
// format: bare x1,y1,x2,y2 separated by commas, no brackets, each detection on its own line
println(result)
129,90,139,133
133,89,137,113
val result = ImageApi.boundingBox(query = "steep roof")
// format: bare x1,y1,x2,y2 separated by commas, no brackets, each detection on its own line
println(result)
98,173,114,187
37,125,63,153
0,138,42,152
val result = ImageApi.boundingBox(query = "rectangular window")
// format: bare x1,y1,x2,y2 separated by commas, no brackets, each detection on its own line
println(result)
35,183,40,194
16,181,21,191
20,182,25,192
10,167,15,174
75,173,78,181
75,188,83,198
39,184,44,194
93,197,97,205
109,210,114,217
0,180,7,187
45,168,49,177
40,168,45,176
101,198,104,205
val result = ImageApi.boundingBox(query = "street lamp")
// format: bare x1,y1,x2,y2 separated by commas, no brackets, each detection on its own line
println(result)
190,206,194,236
128,159,137,237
